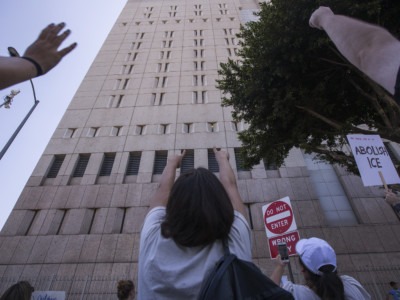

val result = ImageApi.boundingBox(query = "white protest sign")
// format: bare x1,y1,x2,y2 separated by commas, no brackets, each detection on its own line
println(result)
261,197,297,238
347,134,400,186
32,291,65,300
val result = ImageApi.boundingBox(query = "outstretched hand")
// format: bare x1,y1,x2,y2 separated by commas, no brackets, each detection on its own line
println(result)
167,150,186,169
23,22,77,75
213,147,229,162
309,6,334,30
274,255,289,268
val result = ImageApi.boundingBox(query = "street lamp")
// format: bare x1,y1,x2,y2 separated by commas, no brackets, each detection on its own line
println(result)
0,47,40,160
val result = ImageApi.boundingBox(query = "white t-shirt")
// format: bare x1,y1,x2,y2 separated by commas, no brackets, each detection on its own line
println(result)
137,207,252,300
282,275,371,300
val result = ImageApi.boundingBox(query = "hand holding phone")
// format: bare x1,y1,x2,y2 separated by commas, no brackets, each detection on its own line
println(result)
277,242,289,263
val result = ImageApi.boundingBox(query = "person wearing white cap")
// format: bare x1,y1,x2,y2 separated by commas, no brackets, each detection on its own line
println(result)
270,237,371,300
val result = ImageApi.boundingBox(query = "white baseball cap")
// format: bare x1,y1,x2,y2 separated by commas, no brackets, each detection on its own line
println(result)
295,237,337,276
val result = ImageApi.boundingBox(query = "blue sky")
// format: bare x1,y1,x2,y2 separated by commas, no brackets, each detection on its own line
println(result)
0,0,127,229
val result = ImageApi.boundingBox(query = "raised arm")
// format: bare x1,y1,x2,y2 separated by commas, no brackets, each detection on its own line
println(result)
309,6,400,96
0,22,77,90
148,151,186,212
213,147,247,219
270,255,287,286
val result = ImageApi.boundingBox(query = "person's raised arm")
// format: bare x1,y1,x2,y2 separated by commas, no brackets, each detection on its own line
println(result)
270,255,288,286
309,6,400,97
213,147,247,220
148,151,185,212
0,22,77,90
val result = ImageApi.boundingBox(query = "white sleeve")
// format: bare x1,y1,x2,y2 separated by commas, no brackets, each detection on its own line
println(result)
341,275,371,300
228,211,252,261
140,207,166,244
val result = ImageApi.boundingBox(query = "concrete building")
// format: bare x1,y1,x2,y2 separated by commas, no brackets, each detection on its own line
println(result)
1,0,400,298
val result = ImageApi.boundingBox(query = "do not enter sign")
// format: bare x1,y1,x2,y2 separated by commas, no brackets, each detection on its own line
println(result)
262,197,297,238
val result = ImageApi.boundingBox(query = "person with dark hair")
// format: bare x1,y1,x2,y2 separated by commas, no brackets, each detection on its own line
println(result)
270,238,370,300
0,281,34,300
137,148,251,299
117,280,135,300
387,281,400,300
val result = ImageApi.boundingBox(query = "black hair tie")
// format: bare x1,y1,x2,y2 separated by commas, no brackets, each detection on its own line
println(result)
21,56,43,76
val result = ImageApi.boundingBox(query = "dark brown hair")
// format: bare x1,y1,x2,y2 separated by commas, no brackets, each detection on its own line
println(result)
0,281,33,300
117,280,135,300
299,258,345,300
161,168,234,247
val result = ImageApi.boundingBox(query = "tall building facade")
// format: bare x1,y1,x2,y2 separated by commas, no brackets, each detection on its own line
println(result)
1,0,400,298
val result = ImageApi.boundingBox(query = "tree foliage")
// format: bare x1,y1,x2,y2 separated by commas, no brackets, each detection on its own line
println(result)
217,0,400,173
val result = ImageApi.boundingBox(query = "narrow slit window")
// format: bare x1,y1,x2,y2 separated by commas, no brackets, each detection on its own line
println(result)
192,91,198,104
128,65,134,74
113,79,121,90
87,127,99,137
47,155,65,178
135,125,145,135
234,148,250,171
151,93,157,105
183,123,193,133
153,151,168,174
201,75,206,86
193,75,198,86
201,91,207,103
64,128,76,138
154,77,160,88
162,77,167,87
208,149,219,172
99,153,116,176
160,93,165,105
181,149,194,173
122,79,129,89
120,65,127,74
126,152,141,175
73,155,90,177
116,95,124,107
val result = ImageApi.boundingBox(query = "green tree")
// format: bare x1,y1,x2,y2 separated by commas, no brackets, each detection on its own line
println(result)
217,0,400,174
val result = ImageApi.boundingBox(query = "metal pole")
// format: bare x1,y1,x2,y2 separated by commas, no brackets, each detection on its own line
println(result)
0,100,39,160
287,260,295,283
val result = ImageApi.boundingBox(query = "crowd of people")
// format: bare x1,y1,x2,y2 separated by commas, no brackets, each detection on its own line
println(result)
1,4,400,300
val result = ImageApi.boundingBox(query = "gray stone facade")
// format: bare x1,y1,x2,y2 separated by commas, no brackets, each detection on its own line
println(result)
1,0,399,297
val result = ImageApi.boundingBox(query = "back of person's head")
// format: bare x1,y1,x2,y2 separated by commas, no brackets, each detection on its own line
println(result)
161,168,234,247
0,281,33,300
296,238,345,300
390,281,398,288
117,280,135,300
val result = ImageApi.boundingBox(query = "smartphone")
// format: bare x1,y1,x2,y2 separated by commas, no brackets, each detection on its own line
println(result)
277,242,289,262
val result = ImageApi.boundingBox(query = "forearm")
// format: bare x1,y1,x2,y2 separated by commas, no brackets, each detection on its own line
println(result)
0,57,38,89
270,265,285,286
318,13,400,94
149,161,178,210
217,157,247,218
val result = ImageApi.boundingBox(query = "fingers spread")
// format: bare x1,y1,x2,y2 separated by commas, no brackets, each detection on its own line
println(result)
51,22,66,36
58,43,77,57
38,23,55,40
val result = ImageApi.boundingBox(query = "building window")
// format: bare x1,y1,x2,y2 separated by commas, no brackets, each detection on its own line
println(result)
55,209,67,235
207,122,217,132
263,160,277,170
153,151,168,174
201,91,207,103
160,93,165,105
158,124,170,134
193,75,198,86
46,155,65,178
234,148,250,171
126,152,141,176
18,210,37,236
181,149,194,173
133,53,138,61
151,93,157,105
110,126,122,136
122,79,129,89
87,127,99,137
64,128,76,138
201,75,206,86
73,155,90,177
113,79,121,90
303,152,358,226
162,77,167,87
154,77,160,88
208,149,219,173
135,125,145,135
183,123,193,133
99,153,116,176
192,91,198,104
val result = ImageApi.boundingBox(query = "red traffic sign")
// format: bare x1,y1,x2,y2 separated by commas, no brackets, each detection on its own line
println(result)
263,199,294,236
268,231,300,259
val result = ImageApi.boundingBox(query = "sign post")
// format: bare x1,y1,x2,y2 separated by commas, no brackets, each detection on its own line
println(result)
262,197,300,283
347,134,400,187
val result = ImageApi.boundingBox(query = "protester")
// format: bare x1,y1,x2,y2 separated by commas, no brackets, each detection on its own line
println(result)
0,22,77,90
0,281,34,300
137,148,252,299
309,6,400,104
270,237,371,300
387,281,400,300
385,190,400,213
117,280,135,300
